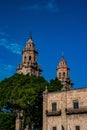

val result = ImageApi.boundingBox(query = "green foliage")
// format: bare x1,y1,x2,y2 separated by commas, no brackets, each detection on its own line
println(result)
0,74,62,129
0,112,15,130
0,74,48,129
48,77,63,91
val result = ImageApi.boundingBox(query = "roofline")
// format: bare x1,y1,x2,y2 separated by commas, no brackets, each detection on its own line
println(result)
43,87,87,95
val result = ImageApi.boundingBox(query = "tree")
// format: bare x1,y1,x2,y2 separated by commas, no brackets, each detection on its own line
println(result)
0,74,48,129
48,77,63,91
0,74,62,130
0,112,15,130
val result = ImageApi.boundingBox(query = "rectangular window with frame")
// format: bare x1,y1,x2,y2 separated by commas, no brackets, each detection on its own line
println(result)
52,102,57,111
73,100,79,109
75,126,80,130
53,126,57,130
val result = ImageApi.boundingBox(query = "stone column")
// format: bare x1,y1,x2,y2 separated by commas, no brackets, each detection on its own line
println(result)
15,116,21,130
61,90,67,130
15,110,23,130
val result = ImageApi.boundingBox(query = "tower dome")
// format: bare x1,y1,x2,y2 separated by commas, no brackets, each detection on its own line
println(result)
58,55,68,68
26,35,35,50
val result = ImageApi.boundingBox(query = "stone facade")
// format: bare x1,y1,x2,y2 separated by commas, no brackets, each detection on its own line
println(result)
43,57,87,130
17,36,42,76
43,88,87,130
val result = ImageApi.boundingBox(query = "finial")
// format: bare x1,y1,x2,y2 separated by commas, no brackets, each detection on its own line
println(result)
45,86,48,92
62,52,64,59
29,32,32,39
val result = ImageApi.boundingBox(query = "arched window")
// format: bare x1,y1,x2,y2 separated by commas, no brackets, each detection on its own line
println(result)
63,72,65,77
29,56,31,60
24,56,26,62
59,72,61,79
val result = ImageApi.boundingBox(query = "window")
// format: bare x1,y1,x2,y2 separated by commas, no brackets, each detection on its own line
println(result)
75,126,80,130
29,56,31,60
63,72,65,77
53,127,56,130
61,125,64,130
24,56,26,62
63,61,65,65
52,102,57,111
73,100,79,109
59,73,61,79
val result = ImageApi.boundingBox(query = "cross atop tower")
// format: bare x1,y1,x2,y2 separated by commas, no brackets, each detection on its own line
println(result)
29,32,32,40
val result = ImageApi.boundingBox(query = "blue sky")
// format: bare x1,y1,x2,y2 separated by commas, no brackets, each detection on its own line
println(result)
0,0,87,88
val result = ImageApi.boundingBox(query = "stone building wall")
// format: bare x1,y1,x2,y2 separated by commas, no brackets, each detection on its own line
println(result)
67,88,87,108
43,88,87,130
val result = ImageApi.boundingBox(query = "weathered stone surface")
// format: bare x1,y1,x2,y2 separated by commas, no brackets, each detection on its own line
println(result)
43,88,87,130
17,36,42,76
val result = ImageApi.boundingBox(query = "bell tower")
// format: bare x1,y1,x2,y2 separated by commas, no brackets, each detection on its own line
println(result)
56,55,73,90
17,35,42,76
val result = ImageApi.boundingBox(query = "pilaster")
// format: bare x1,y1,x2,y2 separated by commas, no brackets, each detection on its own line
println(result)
61,90,67,130
43,86,48,130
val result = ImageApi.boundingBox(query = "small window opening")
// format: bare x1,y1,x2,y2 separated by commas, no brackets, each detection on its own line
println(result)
59,73,61,79
24,56,26,62
52,102,57,111
63,72,65,77
29,56,31,60
61,125,64,130
53,127,56,130
73,100,79,109
75,126,80,130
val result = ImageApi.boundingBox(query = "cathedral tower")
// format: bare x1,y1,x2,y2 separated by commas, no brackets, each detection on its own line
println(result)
17,35,42,76
56,55,73,90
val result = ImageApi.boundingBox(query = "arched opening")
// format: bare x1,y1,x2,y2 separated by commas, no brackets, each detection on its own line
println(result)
59,72,61,79
24,56,26,63
63,72,65,77
29,56,31,60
